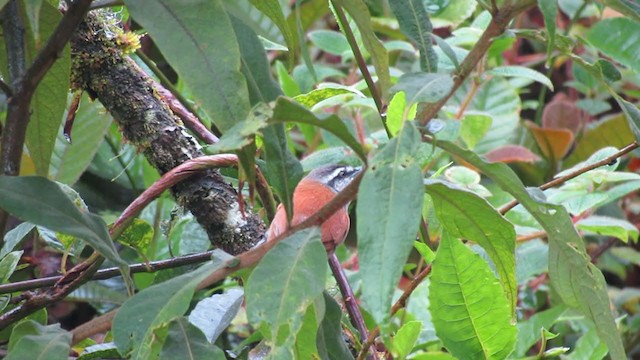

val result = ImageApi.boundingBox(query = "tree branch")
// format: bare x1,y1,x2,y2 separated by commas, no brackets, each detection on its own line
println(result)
499,142,640,215
71,11,265,254
0,250,218,294
416,2,536,126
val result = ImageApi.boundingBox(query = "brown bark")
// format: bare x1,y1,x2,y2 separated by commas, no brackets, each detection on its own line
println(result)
70,11,265,254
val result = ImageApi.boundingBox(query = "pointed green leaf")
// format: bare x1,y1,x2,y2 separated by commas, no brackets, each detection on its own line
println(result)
160,317,225,360
391,72,454,106
425,181,517,317
125,0,250,132
614,96,640,141
1,223,34,259
293,297,325,359
391,321,421,359
24,2,70,176
113,252,232,359
0,176,122,266
294,86,362,109
0,250,22,283
333,0,390,96
389,0,438,72
248,0,297,69
487,66,554,90
430,234,516,360
576,216,639,243
246,228,327,348
357,122,423,325
586,17,640,74
6,321,71,360
386,91,417,137
435,140,627,360
316,292,354,360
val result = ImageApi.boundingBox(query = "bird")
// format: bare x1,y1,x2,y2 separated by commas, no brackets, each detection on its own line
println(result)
266,164,371,344
267,164,362,252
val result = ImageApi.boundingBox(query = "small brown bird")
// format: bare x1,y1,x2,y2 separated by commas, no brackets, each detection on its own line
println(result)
267,164,362,252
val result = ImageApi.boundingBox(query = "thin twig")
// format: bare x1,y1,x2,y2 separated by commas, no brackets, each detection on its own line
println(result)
0,251,218,294
516,230,547,243
328,254,369,343
416,1,536,126
499,142,640,215
330,1,388,136
590,238,617,263
356,265,433,360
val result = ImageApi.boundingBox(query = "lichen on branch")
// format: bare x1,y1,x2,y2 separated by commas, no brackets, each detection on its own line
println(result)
70,10,265,254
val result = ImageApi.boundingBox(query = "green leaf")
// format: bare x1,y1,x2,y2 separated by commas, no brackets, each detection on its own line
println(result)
112,252,232,359
332,0,390,96
601,0,640,21
435,140,627,360
391,72,454,106
78,343,121,360
586,17,640,74
117,218,154,252
160,317,225,360
293,297,324,359
316,292,354,360
391,321,421,359
565,114,634,167
387,91,418,137
308,30,351,56
460,112,492,149
188,288,244,343
248,0,297,69
68,281,128,306
204,103,270,154
611,247,640,265
231,15,284,187
389,0,438,72
487,65,554,90
6,321,71,360
0,176,123,266
537,0,557,66
425,181,517,317
432,34,460,70
294,86,362,109
576,216,639,243
125,0,250,132
564,325,608,360
246,228,327,349
514,305,567,357
357,122,423,325
262,122,304,220
613,96,640,141
50,95,112,185
429,233,516,360
24,2,70,176
275,61,301,97
515,239,548,284
0,250,22,283
451,77,521,153
272,97,366,161
430,0,476,28
1,222,34,259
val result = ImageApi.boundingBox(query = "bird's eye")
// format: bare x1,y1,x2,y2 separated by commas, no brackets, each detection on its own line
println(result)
338,170,346,177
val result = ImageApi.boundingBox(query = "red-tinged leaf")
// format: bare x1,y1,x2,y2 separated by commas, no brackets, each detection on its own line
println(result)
528,122,574,160
542,95,590,134
485,145,541,164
